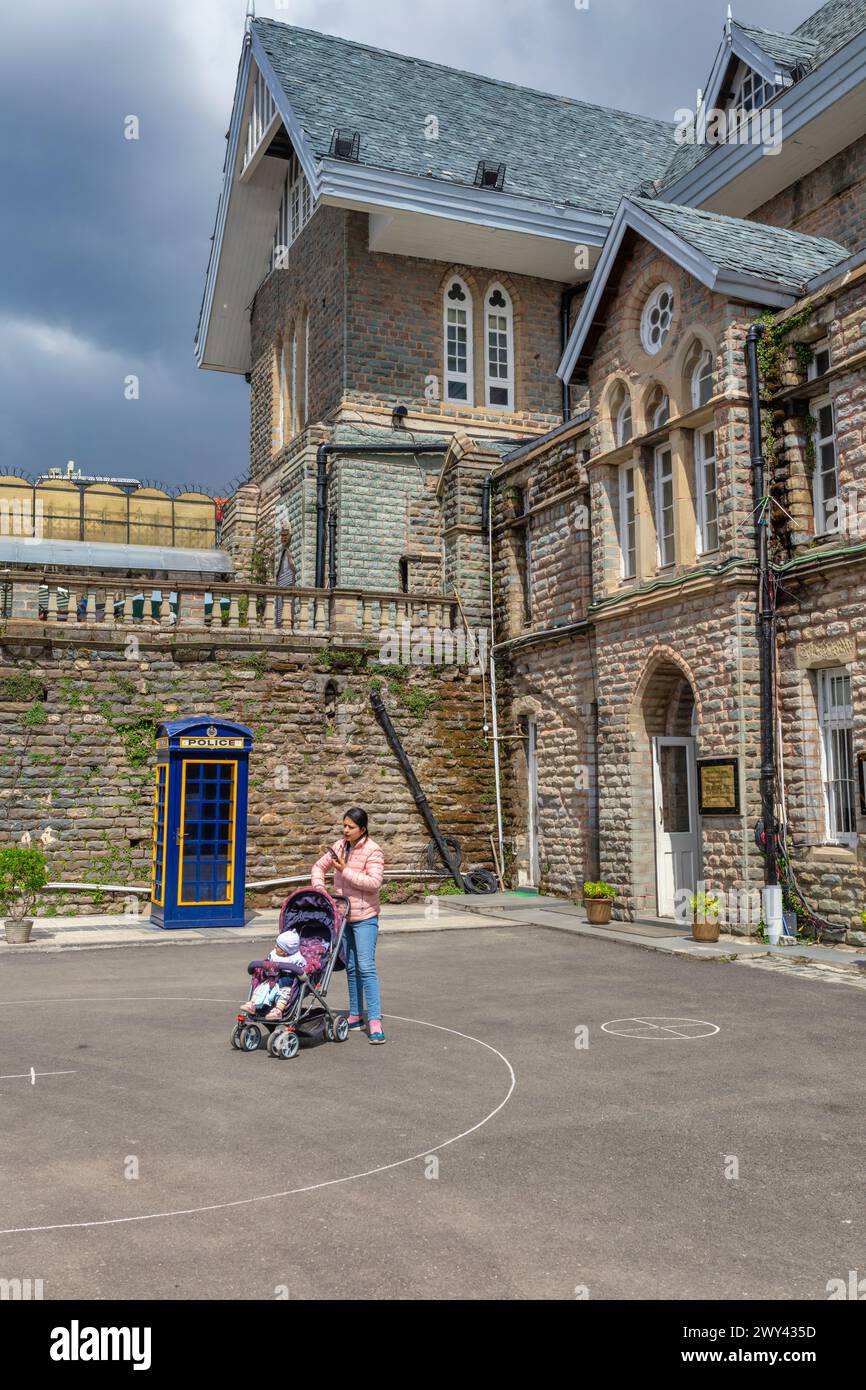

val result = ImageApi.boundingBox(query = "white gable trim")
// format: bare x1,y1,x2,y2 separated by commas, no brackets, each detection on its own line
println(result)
557,198,795,382
195,36,321,371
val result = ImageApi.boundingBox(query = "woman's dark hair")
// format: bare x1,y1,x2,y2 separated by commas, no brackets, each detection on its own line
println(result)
343,806,369,839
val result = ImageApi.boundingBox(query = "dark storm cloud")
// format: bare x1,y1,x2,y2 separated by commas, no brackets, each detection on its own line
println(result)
0,0,819,490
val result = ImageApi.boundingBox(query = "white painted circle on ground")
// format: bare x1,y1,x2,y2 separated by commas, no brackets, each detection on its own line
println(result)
601,1016,720,1040
0,998,516,1235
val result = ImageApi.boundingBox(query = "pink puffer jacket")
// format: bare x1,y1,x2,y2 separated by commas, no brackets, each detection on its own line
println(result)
311,836,385,922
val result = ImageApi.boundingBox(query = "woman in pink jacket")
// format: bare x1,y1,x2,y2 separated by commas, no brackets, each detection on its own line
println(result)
312,807,386,1044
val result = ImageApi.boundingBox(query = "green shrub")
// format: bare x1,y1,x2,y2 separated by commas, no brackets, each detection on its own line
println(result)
0,846,49,919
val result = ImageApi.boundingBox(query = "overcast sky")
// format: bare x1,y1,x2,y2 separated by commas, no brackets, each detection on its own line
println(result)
0,0,819,494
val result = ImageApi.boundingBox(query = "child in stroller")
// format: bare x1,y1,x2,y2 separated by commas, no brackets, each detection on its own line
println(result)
239,929,311,1020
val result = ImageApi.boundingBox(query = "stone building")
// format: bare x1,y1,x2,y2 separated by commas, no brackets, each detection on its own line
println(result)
198,1,866,938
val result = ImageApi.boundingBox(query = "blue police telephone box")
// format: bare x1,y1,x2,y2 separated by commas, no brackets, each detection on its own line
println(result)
150,718,254,929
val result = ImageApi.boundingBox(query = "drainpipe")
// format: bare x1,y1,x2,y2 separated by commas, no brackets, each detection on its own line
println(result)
746,323,779,909
328,510,338,589
485,473,506,876
314,442,445,589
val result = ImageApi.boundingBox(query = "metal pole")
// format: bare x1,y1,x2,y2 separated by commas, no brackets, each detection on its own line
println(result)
486,475,506,875
328,509,338,589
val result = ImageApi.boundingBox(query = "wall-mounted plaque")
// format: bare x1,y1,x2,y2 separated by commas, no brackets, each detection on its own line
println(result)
697,758,740,816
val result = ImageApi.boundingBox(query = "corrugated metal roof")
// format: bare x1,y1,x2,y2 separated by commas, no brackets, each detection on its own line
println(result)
0,538,234,574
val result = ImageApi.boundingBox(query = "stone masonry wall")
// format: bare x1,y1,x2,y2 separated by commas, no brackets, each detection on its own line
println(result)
0,632,496,914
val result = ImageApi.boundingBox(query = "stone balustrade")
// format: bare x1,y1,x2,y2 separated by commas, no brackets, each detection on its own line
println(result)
0,572,459,638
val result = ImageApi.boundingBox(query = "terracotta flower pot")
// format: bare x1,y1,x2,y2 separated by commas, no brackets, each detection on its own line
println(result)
585,898,613,925
692,917,720,943
4,917,34,944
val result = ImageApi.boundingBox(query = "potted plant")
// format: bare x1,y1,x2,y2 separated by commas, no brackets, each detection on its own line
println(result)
583,880,616,924
690,889,720,943
0,846,49,944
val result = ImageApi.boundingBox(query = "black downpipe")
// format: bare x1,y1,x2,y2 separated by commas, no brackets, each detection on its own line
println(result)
314,442,445,591
328,510,338,589
746,323,778,888
481,476,491,535
370,689,466,891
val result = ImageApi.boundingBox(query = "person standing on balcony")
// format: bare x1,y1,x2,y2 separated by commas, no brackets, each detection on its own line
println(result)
274,524,296,629
311,807,386,1044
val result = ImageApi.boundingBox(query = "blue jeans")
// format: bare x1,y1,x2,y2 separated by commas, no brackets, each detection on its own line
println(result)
343,917,381,1020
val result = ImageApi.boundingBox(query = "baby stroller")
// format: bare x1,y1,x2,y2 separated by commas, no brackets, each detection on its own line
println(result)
230,888,350,1060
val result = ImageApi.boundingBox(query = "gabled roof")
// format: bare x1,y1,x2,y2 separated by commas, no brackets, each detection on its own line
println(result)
659,0,866,197
251,18,674,215
558,196,850,382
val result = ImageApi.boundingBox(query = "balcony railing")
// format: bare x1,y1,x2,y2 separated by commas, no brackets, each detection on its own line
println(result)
1,573,459,638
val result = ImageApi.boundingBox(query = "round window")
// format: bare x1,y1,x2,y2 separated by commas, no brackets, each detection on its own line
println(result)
640,284,675,355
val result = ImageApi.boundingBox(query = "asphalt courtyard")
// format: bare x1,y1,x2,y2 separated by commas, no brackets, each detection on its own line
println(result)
0,926,862,1301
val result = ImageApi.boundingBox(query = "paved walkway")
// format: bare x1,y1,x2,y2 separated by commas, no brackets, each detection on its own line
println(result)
6,891,865,984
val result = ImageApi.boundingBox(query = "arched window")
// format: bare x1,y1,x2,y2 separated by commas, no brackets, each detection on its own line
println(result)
647,385,670,431
687,344,714,409
485,283,514,410
444,277,473,405
616,396,633,447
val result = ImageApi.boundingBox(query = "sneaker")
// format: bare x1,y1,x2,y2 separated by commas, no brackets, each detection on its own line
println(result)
368,1018,386,1044
346,1015,365,1031
239,1001,258,1015
264,1004,287,1021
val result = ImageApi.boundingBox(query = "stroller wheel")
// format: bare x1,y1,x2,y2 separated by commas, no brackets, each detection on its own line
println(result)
240,1023,263,1052
333,1015,350,1043
230,1022,244,1050
269,1029,300,1060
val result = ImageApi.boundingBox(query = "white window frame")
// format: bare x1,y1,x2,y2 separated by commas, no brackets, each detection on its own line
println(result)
695,428,719,555
444,277,473,406
616,397,633,447
485,283,514,410
619,464,636,579
651,391,670,431
690,349,714,409
640,284,675,355
654,442,675,567
812,397,839,537
734,65,777,116
271,152,315,271
817,668,857,846
808,340,831,380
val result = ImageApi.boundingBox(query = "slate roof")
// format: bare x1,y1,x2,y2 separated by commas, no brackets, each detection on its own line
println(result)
738,24,818,68
658,0,866,193
631,197,851,289
252,18,675,215
795,0,866,59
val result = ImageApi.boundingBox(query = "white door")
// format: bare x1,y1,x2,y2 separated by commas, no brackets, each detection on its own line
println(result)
652,737,700,918
526,718,540,886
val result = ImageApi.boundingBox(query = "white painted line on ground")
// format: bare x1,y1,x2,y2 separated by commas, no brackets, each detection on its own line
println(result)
0,1070,77,1081
0,1002,516,1235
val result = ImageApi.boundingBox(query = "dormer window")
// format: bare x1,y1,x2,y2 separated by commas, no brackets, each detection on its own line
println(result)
733,67,777,115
